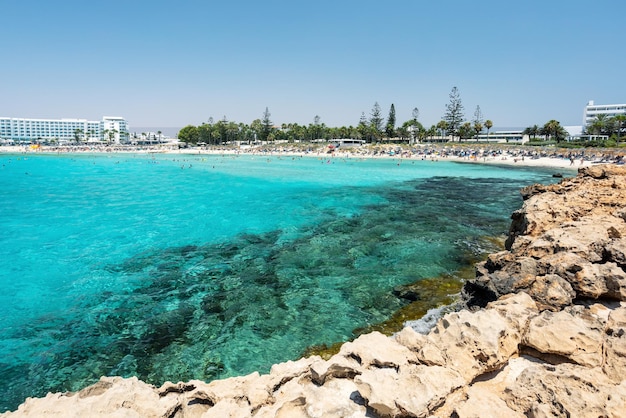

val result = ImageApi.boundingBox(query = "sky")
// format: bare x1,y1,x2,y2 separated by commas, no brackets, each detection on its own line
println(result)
1,0,625,131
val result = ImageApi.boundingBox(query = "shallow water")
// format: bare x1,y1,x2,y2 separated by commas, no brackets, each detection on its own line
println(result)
0,153,566,411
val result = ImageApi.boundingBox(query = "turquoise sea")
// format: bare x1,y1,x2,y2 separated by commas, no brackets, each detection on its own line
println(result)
0,152,566,411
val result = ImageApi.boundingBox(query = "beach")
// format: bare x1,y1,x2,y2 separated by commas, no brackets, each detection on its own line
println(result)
1,142,620,170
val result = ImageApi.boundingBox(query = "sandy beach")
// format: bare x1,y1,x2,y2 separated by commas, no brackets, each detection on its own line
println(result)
0,143,621,170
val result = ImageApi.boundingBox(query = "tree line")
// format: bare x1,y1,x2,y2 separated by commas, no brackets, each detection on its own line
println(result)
522,114,626,144
179,87,623,146
584,114,626,139
177,87,498,145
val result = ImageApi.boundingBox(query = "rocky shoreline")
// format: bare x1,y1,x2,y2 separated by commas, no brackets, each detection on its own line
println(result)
4,165,626,417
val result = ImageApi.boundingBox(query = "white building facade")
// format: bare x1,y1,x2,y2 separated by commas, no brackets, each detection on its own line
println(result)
583,101,626,126
475,130,528,143
0,116,129,144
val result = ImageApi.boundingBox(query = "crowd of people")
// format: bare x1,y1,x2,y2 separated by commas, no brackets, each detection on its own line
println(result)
2,142,625,168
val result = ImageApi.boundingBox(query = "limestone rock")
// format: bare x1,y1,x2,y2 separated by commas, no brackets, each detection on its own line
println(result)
603,305,626,383
301,378,367,418
337,331,418,370
416,293,535,382
453,386,525,418
6,377,173,418
527,273,576,311
523,307,604,367
309,354,361,385
394,325,429,351
465,166,626,310
354,365,464,417
503,363,626,417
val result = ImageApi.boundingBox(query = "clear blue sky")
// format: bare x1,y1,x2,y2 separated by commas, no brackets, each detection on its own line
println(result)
1,0,624,130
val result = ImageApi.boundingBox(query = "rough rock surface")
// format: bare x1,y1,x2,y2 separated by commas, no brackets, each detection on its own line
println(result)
3,165,626,417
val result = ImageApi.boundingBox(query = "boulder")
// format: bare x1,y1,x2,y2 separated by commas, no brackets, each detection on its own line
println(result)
7,377,173,418
523,307,604,367
503,363,626,417
337,331,418,370
453,386,525,418
354,365,464,417
416,293,535,382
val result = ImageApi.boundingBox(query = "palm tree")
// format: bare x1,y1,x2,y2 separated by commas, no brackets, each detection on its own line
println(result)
426,125,438,141
103,129,117,144
523,125,540,141
587,114,608,136
459,122,472,140
530,125,539,140
484,120,493,140
542,120,567,143
612,115,626,144
73,128,84,144
436,120,448,140
473,121,483,141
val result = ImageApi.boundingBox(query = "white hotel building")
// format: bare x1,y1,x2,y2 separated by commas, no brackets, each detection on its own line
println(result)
583,101,626,126
0,116,129,144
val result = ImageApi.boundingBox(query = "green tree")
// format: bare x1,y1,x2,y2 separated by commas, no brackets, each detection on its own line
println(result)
472,105,483,125
73,128,84,144
385,103,396,138
484,119,493,140
369,102,384,137
587,114,609,136
443,86,465,141
473,121,483,141
260,107,273,142
436,120,449,139
523,125,540,141
613,114,626,144
198,122,214,144
178,125,199,144
397,122,410,141
214,117,230,143
459,122,472,140
472,105,483,141
404,108,423,143
357,112,371,143
226,121,239,142
541,120,568,143
312,115,323,140
426,125,438,141
403,118,424,144
109,129,118,143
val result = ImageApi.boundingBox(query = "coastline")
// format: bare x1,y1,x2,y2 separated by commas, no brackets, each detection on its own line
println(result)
4,164,625,417
0,142,618,170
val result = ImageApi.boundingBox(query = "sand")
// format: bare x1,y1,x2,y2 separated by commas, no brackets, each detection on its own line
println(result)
0,143,616,170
